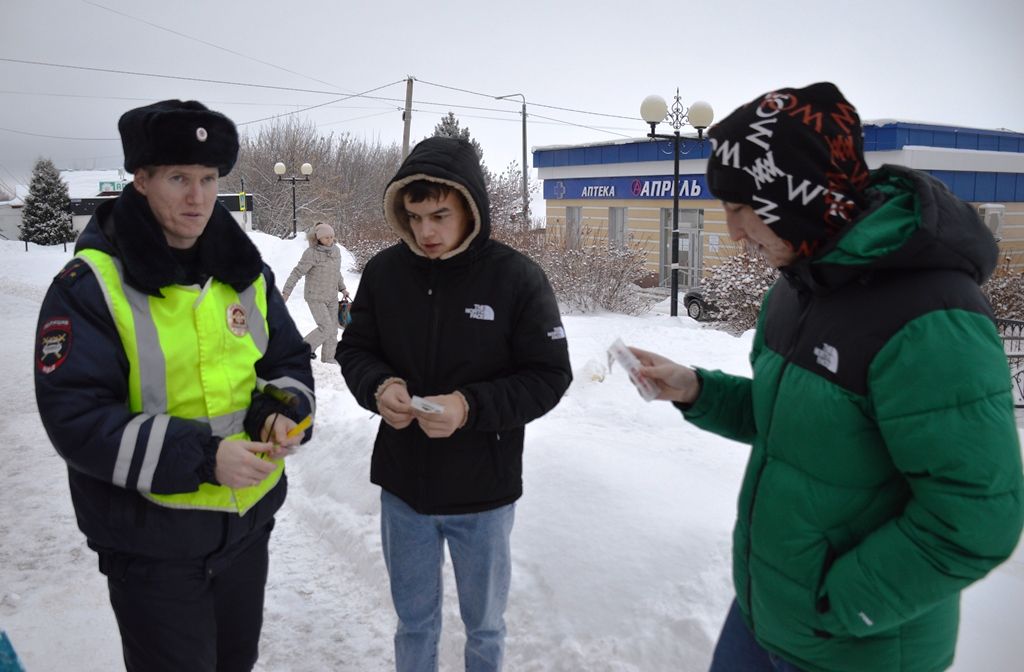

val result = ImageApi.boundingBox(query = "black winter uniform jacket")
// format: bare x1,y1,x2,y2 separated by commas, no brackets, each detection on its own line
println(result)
339,137,572,514
33,186,314,566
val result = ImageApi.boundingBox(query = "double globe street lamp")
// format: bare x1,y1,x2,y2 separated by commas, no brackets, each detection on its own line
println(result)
274,161,313,238
640,90,713,317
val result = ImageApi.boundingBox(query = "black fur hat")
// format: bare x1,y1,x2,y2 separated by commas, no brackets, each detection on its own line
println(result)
118,100,239,176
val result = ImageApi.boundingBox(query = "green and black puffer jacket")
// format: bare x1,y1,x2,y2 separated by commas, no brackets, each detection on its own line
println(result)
685,165,1024,672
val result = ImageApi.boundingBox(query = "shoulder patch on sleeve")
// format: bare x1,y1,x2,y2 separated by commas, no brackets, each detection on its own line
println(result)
37,316,73,374
55,258,92,287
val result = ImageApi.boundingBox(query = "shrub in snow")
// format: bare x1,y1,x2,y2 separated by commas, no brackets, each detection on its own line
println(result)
19,159,74,246
498,226,658,316
983,253,1024,321
344,236,395,272
702,251,779,333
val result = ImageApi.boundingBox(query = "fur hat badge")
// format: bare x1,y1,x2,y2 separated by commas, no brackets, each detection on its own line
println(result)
118,99,239,176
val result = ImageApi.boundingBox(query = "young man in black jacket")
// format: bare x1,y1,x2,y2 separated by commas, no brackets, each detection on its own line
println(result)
338,136,572,671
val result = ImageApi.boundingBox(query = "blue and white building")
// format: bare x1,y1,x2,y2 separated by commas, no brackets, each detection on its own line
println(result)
533,121,1024,287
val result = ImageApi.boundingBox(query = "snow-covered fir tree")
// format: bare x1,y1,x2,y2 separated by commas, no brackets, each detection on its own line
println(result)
430,111,484,162
20,159,74,245
429,111,535,231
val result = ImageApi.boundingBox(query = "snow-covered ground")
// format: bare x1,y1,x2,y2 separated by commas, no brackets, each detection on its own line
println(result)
1,232,1021,671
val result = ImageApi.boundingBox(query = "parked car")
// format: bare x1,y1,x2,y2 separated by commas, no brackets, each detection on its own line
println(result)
683,288,718,321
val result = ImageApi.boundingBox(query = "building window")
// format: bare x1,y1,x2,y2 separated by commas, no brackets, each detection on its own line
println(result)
566,206,581,249
609,207,626,249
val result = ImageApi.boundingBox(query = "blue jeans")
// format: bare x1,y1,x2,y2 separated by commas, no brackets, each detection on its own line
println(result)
709,600,804,672
380,489,515,672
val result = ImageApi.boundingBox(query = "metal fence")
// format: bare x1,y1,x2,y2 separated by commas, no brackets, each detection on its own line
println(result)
996,318,1024,408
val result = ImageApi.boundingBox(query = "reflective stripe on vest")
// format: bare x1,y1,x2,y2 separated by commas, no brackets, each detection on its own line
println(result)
77,249,283,515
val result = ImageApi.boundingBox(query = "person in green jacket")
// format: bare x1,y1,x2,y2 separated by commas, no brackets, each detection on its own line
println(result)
631,82,1024,672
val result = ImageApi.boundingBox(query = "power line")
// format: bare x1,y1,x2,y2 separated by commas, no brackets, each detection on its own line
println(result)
416,78,499,100
0,57,356,97
0,126,117,141
416,77,639,121
0,89,400,115
0,161,24,185
319,110,401,128
528,100,638,121
236,80,406,126
0,59,640,151
1,59,641,125
529,113,633,138
81,0,351,95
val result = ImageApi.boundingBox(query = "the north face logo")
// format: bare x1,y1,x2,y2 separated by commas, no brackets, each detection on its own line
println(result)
813,342,839,374
547,326,566,340
465,304,495,321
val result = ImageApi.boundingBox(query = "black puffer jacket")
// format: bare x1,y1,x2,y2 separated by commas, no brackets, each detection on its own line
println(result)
339,137,572,514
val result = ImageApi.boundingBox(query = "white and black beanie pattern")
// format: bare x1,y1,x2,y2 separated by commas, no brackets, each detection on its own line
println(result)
706,82,871,258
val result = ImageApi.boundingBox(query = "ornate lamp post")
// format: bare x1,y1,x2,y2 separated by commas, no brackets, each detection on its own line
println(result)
273,161,313,238
640,90,713,316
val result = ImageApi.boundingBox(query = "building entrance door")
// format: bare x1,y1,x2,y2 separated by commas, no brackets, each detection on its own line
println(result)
659,208,704,288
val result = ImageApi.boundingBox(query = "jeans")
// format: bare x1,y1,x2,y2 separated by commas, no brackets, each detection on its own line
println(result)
709,599,804,672
380,489,515,672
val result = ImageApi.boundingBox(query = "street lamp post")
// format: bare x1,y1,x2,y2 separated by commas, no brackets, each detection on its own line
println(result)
640,90,713,317
496,93,529,227
274,161,313,238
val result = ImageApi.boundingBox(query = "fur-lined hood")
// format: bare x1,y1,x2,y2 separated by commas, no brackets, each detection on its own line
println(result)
382,136,490,260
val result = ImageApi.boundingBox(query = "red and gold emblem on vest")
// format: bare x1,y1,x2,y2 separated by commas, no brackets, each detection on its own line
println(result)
227,303,248,337
37,316,73,374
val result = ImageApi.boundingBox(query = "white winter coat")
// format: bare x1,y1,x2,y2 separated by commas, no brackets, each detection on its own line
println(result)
282,242,346,302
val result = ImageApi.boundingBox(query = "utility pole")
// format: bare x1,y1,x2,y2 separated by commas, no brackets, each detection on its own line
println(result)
496,93,529,227
402,77,414,159
519,97,528,227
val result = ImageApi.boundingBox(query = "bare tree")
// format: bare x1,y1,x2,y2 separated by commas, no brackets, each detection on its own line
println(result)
333,135,403,244
224,117,402,240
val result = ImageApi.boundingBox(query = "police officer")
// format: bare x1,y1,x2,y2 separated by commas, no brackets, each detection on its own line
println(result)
34,100,315,672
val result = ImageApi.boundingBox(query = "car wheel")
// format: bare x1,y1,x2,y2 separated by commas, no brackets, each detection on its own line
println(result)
686,299,703,320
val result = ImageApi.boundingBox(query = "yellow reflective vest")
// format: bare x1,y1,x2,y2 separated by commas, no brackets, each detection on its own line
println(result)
77,248,283,515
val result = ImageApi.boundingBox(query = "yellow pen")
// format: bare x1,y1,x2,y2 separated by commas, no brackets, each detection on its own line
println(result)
261,414,312,460
285,414,313,438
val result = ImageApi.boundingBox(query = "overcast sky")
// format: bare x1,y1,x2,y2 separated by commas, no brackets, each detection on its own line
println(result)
1,0,1021,188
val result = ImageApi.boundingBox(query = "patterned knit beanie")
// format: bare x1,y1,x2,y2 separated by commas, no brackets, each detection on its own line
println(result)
706,82,871,258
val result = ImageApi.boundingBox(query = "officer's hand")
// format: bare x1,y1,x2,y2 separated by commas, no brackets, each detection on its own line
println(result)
378,381,414,430
414,392,467,439
281,291,290,302
260,412,303,458
630,346,701,404
215,439,277,489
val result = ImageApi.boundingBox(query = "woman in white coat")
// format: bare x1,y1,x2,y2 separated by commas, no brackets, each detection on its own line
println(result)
282,222,349,362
